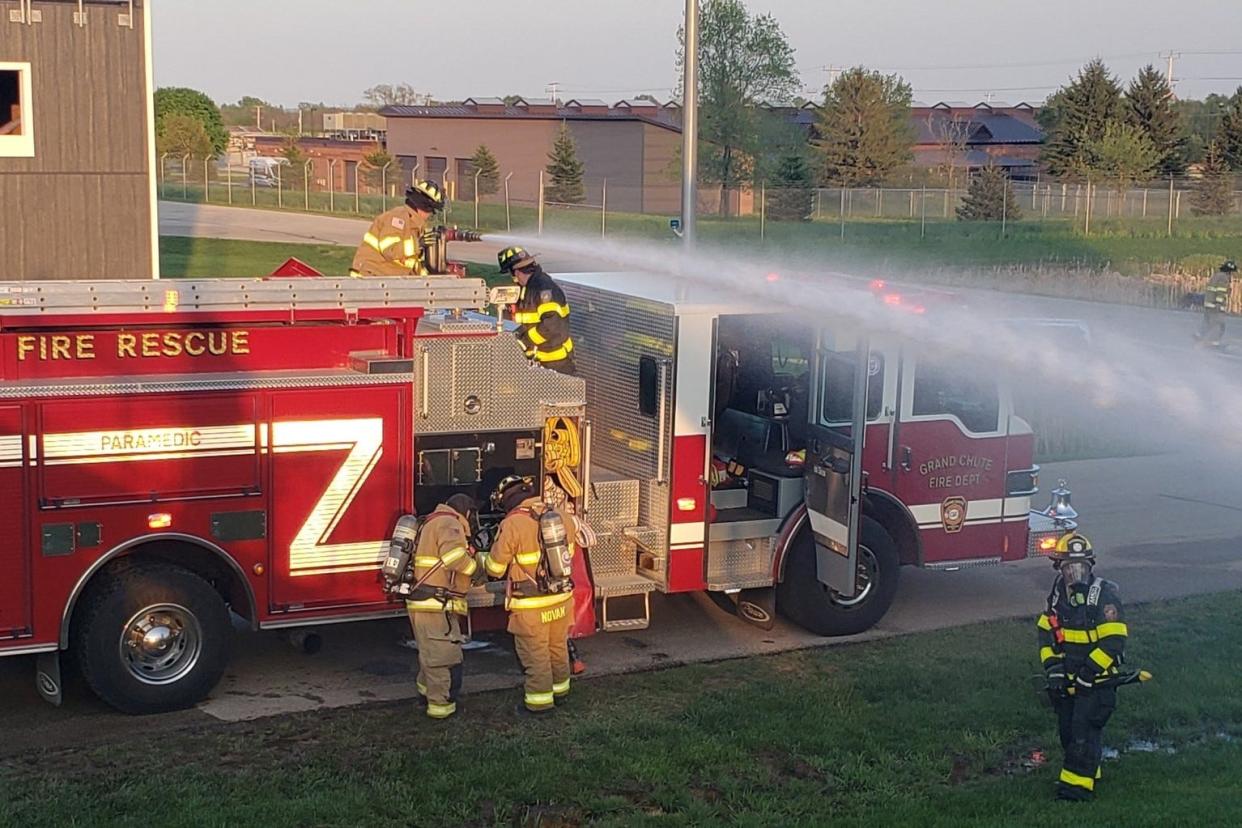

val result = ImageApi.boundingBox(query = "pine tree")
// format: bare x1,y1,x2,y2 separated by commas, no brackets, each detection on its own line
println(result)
279,140,307,189
816,67,914,186
471,144,500,196
767,152,814,220
1218,87,1242,170
545,122,585,204
361,148,397,192
1125,65,1186,177
1192,142,1235,216
1042,59,1124,180
956,166,1021,222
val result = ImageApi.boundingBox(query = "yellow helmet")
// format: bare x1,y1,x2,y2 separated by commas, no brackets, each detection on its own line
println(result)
1051,532,1093,561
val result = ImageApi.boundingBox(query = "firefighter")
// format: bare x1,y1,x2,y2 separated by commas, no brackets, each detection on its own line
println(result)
406,493,478,720
1196,259,1236,346
497,246,575,374
1037,532,1128,801
350,180,445,278
482,476,576,713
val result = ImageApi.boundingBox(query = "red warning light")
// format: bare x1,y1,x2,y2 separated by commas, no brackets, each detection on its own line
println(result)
765,272,780,283
882,293,902,305
869,279,886,291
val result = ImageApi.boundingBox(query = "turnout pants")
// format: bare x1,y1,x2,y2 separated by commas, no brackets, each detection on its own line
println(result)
1198,309,1226,344
510,602,572,711
409,610,466,719
1052,687,1117,800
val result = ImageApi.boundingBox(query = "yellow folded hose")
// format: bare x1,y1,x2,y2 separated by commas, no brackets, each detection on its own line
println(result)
544,415,583,498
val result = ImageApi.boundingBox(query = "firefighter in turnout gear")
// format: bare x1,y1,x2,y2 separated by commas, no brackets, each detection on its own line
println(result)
350,180,445,278
1037,533,1128,801
483,476,577,713
497,247,575,374
1196,259,1235,346
406,494,478,719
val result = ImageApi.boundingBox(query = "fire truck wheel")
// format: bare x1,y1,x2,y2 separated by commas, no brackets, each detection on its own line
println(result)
776,516,900,637
72,563,233,715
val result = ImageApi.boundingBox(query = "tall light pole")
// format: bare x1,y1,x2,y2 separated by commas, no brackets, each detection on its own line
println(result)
680,0,699,248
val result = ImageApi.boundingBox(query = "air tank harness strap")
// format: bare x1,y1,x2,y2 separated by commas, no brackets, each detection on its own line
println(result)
543,416,583,498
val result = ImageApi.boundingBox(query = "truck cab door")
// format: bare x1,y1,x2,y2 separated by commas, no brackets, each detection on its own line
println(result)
804,333,869,598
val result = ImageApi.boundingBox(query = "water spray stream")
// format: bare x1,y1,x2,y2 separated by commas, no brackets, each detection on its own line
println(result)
481,229,1242,461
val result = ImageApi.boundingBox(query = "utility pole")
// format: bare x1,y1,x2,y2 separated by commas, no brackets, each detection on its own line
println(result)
545,82,560,104
1161,51,1180,95
254,105,262,131
680,0,699,248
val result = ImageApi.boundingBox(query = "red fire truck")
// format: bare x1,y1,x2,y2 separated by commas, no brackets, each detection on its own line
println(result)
0,276,587,713
0,272,1070,714
557,272,1070,636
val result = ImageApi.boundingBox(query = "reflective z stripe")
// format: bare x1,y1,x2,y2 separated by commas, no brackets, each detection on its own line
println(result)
271,418,386,575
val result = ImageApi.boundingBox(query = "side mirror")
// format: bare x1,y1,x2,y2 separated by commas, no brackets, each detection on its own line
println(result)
488,285,520,305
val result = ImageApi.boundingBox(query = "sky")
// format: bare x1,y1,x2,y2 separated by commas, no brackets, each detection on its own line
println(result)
152,0,1242,108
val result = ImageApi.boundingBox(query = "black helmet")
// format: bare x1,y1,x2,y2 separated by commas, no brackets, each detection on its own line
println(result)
405,179,445,213
498,246,537,274
1221,260,1238,274
493,474,536,513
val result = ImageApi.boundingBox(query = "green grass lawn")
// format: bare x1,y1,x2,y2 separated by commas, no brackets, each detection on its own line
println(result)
3,591,1239,826
162,183,1242,274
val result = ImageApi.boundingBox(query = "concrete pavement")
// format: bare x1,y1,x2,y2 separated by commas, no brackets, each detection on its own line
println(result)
2,449,1239,745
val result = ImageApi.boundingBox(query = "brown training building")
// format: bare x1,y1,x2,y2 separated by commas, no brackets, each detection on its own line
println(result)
2,0,158,280
381,97,684,214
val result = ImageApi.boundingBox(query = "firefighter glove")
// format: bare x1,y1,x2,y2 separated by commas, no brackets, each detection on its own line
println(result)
1045,664,1069,693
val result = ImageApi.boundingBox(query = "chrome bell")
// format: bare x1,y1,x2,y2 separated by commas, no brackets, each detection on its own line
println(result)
1044,479,1077,525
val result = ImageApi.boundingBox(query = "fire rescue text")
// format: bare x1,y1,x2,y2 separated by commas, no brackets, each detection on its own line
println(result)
15,331,251,361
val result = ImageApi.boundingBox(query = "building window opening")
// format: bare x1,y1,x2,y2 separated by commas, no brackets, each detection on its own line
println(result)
0,63,33,157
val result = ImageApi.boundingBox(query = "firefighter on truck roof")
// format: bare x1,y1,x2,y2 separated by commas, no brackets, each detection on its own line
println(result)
406,494,479,720
482,476,577,713
350,180,444,278
498,246,576,375
1037,532,1129,801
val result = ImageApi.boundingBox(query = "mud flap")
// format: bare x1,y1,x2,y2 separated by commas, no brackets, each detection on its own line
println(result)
36,652,63,707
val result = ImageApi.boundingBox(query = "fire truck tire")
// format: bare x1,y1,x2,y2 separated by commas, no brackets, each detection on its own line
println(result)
72,563,233,715
776,516,900,637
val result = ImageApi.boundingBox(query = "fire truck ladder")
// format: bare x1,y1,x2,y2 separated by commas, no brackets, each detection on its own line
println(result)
0,277,488,323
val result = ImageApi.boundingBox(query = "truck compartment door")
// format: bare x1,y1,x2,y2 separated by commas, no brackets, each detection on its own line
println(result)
0,405,30,637
804,337,869,598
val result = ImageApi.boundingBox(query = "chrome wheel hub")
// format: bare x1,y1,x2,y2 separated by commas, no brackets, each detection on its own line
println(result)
119,604,202,685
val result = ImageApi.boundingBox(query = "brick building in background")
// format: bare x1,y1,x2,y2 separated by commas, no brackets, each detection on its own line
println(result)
380,97,684,213
253,135,383,193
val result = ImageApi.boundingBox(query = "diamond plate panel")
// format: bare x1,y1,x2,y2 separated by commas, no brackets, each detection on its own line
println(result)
417,333,585,434
706,537,776,585
561,283,674,482
588,478,639,531
638,480,670,563
589,534,636,578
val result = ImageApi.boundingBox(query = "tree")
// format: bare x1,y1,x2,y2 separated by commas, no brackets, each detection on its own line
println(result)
502,94,525,106
154,87,228,156
156,113,213,158
361,148,397,192
815,67,914,186
545,122,585,204
279,140,308,190
1218,87,1242,170
362,83,428,108
1192,142,1235,216
471,144,500,196
1175,93,1231,163
1087,121,1161,195
956,166,1021,222
1041,60,1124,180
766,151,814,220
677,0,798,215
928,112,972,188
1125,65,1186,176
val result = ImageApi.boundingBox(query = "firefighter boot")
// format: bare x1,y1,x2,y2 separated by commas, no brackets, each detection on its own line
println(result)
568,639,587,676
